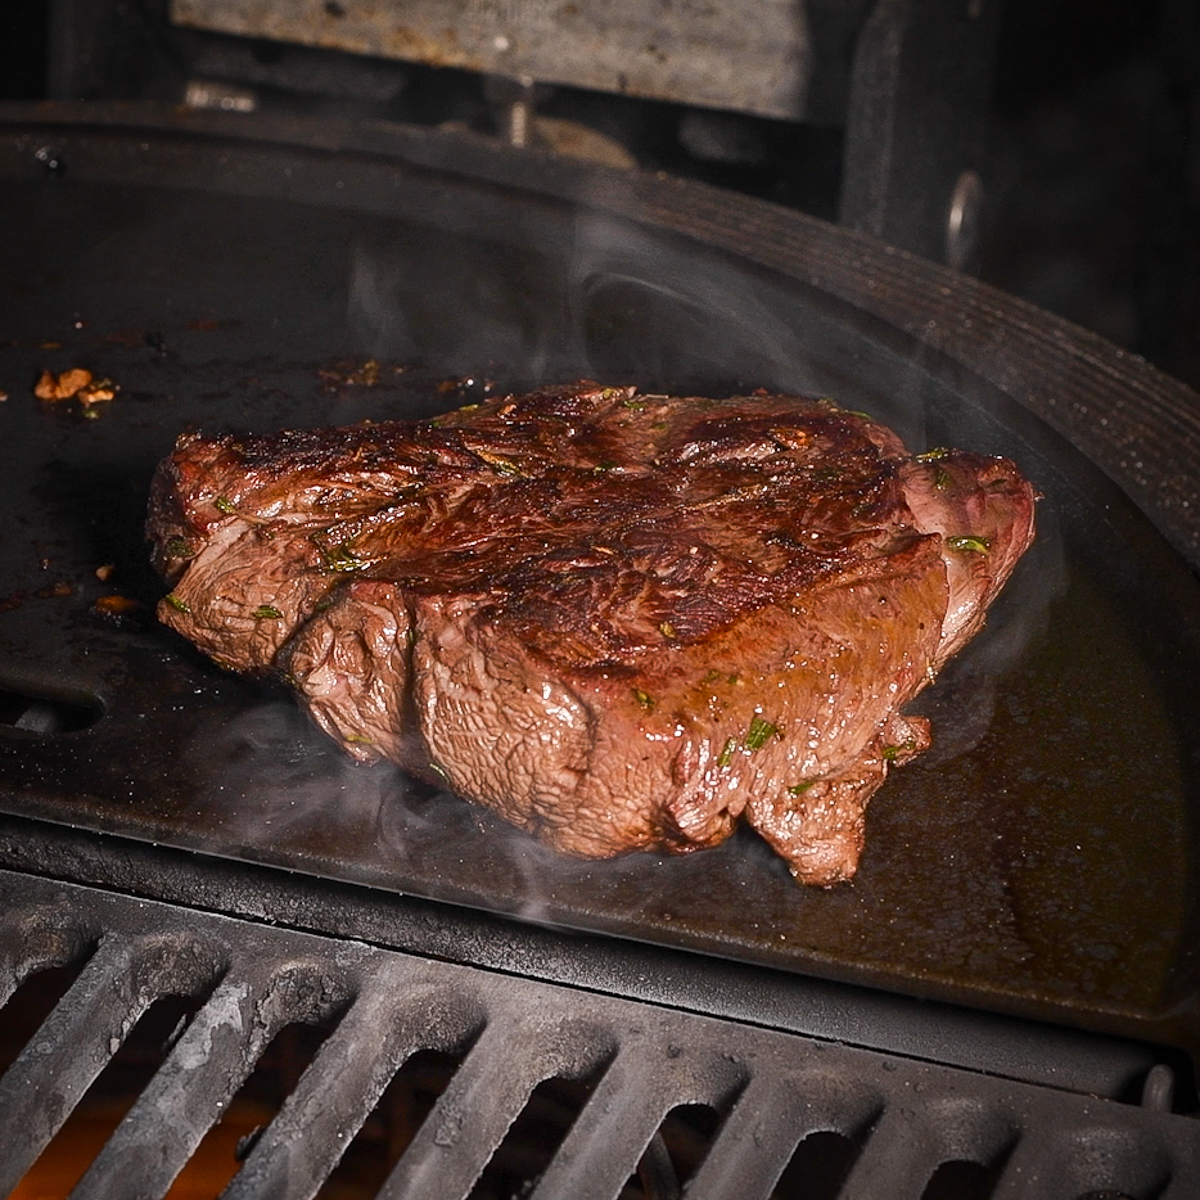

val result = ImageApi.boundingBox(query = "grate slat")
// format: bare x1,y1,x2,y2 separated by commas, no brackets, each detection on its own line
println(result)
0,937,154,1195
987,1131,1081,1200
682,1076,812,1200
226,963,485,1200
529,1044,684,1200
377,1008,609,1200
0,907,90,1011
989,1121,1173,1200
66,972,281,1200
837,1105,968,1200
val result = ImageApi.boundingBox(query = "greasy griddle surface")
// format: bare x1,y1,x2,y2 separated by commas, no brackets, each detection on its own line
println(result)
0,141,1197,1052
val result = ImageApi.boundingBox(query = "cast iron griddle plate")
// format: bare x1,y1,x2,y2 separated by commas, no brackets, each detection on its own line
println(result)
0,107,1198,1055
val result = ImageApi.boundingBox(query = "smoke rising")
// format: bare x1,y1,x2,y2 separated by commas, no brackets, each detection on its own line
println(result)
232,185,1072,917
347,244,418,362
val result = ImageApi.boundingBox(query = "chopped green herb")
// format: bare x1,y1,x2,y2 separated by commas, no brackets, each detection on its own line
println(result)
934,468,952,490
945,534,990,554
917,447,951,462
253,604,283,620
745,715,777,750
472,448,523,477
787,781,816,796
165,592,191,614
882,739,916,761
345,734,375,745
632,688,655,712
428,761,449,781
592,459,617,473
622,399,645,410
844,409,873,420
164,536,196,560
703,669,724,683
319,541,366,572
717,737,737,768
214,495,237,514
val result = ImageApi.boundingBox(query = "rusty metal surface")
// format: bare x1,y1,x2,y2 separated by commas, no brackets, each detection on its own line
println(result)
3,871,1200,1198
169,0,815,121
0,104,1198,1062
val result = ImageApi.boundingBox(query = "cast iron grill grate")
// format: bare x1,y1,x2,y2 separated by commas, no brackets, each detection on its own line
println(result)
1,869,1197,1200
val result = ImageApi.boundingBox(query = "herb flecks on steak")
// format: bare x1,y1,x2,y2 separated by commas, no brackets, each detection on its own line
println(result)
147,382,1037,885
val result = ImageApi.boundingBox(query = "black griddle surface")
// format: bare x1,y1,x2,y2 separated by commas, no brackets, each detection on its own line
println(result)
1,109,1198,1058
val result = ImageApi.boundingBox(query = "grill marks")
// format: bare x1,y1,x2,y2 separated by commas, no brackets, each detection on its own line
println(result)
147,382,1037,885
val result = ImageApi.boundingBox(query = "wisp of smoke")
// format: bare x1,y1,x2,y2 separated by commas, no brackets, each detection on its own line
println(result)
347,244,418,361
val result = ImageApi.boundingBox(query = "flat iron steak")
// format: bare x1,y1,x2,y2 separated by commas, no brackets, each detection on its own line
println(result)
147,382,1037,885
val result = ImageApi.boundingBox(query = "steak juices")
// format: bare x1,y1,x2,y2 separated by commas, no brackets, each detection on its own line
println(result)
148,383,1036,885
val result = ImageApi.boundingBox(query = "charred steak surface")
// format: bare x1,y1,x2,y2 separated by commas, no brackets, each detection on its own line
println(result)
148,382,1036,885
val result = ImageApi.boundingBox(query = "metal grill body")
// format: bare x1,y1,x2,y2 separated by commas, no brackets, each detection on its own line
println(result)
2,870,1197,1199
0,100,1199,1199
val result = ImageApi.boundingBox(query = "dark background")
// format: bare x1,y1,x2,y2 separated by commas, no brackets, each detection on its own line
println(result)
1,0,1196,390
982,0,1198,390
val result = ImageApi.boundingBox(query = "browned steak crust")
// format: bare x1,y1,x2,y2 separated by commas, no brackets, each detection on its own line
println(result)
147,382,1037,885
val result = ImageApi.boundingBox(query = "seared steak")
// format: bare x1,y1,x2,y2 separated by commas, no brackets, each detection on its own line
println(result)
147,382,1036,885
